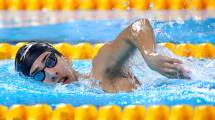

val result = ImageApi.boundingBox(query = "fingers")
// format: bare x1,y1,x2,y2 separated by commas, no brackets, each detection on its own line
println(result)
162,58,186,74
164,63,188,73
163,68,177,75
163,63,177,69
175,66,191,79
172,58,183,64
161,67,191,79
164,57,183,64
159,70,177,79
150,55,191,79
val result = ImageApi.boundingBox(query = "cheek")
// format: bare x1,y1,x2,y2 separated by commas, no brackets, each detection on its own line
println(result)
43,78,51,84
56,58,71,71
42,76,55,84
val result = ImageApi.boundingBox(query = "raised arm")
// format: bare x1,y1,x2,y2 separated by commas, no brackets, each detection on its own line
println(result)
92,19,189,80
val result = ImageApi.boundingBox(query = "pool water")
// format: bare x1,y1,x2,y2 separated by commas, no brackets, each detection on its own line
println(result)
0,18,215,44
0,15,215,108
0,45,214,108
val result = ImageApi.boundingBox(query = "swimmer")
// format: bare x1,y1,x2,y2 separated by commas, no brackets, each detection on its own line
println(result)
15,19,189,92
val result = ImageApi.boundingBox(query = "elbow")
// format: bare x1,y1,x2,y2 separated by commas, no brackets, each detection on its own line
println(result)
137,18,150,25
130,18,152,33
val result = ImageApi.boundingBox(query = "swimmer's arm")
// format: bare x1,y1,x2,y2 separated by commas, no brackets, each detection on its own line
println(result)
93,19,188,79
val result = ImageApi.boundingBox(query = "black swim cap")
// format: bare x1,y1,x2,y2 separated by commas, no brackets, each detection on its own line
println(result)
15,42,62,76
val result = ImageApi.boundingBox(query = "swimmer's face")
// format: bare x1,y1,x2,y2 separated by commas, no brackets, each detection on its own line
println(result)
29,52,78,84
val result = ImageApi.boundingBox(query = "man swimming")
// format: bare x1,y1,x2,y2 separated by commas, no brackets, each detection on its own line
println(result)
15,19,189,92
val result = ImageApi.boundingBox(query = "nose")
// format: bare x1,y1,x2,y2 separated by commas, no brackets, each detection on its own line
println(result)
44,68,59,82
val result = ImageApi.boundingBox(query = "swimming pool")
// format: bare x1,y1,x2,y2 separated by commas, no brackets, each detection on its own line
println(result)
0,10,215,44
0,11,215,108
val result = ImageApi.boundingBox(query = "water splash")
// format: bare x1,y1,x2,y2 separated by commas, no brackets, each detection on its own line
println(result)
0,18,215,107
0,57,215,107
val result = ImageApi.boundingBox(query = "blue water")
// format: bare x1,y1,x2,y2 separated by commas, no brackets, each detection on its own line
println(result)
0,17,215,107
0,18,215,44
0,45,215,108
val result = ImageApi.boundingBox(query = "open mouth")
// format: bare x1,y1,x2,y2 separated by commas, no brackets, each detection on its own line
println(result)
62,76,69,84
57,76,69,84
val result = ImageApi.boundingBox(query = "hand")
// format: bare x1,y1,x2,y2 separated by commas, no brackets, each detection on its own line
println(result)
145,54,190,79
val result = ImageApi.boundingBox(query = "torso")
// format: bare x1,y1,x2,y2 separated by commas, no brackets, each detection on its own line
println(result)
98,72,140,93
92,59,141,92
91,43,141,93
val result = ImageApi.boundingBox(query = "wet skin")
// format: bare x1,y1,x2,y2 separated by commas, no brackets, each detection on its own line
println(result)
29,19,190,93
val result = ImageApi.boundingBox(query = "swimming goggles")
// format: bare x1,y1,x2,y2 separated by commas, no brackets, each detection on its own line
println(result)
31,52,57,82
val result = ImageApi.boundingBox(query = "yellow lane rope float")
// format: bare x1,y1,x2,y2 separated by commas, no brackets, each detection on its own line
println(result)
0,104,215,120
0,42,214,60
0,0,215,11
